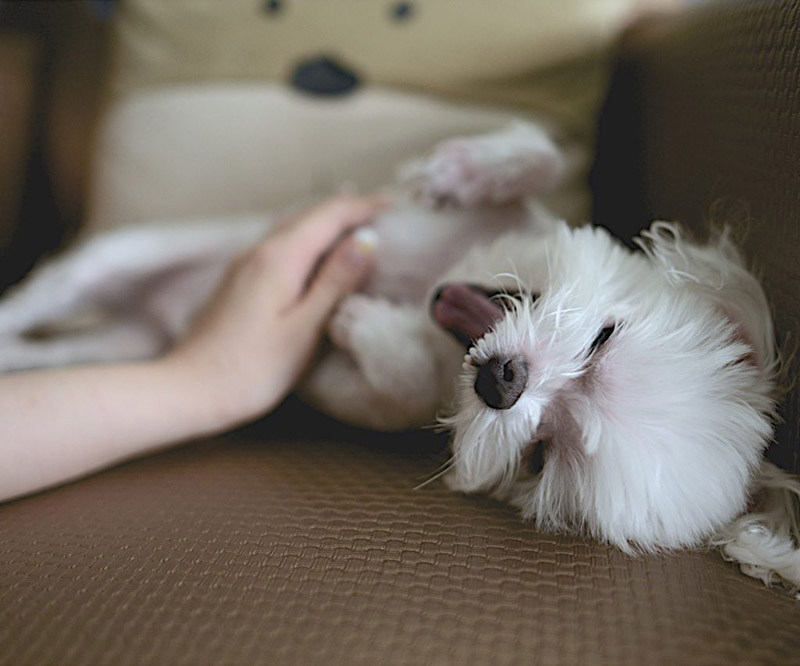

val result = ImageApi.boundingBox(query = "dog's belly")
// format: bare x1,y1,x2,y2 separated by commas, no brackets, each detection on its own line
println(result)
363,198,536,305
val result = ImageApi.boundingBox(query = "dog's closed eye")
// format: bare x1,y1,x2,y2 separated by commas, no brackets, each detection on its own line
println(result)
588,324,616,356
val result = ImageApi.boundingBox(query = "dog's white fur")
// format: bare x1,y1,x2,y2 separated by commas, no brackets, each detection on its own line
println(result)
1,121,798,593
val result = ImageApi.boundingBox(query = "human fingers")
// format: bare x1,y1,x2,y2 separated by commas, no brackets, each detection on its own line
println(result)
273,194,387,277
293,226,378,329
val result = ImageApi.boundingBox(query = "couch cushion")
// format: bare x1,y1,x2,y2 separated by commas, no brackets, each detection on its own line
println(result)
1,402,799,665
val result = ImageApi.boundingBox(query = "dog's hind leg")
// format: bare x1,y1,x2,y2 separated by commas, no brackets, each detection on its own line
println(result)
0,229,183,337
0,244,119,338
0,216,269,338
0,316,168,373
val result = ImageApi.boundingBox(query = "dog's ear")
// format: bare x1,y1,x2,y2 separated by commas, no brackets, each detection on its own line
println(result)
636,222,776,371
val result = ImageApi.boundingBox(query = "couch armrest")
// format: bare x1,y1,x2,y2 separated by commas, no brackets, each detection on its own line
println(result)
592,0,800,472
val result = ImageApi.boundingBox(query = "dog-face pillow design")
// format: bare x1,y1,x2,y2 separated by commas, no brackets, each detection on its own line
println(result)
92,0,652,229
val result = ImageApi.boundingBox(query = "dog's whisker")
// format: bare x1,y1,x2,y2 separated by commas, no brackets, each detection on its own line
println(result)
414,454,460,491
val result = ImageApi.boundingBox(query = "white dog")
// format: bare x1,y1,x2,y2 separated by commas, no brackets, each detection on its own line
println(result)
435,219,800,594
1,122,798,593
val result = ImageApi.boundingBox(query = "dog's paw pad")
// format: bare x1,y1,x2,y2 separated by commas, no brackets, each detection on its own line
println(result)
410,140,494,207
404,126,563,207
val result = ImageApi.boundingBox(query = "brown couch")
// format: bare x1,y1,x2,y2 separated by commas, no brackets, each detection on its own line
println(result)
1,2,799,664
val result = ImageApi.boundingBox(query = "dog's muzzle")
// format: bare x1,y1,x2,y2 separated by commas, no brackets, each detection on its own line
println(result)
431,283,528,409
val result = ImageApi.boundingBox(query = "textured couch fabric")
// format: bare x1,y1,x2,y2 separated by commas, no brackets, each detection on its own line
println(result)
2,403,800,666
2,2,800,664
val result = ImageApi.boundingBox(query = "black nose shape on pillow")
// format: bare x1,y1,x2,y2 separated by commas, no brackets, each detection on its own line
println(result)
474,356,529,410
291,55,361,96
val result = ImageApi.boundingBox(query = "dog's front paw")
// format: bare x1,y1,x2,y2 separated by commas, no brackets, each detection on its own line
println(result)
328,294,374,352
405,124,563,207
327,295,438,399
328,294,418,354
408,139,504,208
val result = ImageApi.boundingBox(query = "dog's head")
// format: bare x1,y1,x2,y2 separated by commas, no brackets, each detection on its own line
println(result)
433,221,778,551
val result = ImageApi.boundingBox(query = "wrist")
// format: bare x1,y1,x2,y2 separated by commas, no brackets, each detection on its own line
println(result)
154,353,246,436
157,348,276,435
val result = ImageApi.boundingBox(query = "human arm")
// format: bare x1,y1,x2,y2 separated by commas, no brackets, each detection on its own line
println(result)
0,195,381,503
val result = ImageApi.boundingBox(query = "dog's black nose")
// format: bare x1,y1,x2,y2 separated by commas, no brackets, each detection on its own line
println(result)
290,55,361,96
474,356,528,410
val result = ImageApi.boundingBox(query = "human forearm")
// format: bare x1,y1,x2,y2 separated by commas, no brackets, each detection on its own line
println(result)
0,195,380,504
0,358,236,503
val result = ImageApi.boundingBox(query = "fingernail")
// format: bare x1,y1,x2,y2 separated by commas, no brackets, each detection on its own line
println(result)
347,226,379,268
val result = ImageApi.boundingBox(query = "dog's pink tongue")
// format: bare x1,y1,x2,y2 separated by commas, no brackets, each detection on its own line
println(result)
432,284,505,345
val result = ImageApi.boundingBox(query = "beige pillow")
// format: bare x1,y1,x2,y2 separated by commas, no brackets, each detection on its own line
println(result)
88,0,659,228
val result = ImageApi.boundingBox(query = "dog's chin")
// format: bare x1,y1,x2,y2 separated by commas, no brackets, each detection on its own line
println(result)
442,383,545,497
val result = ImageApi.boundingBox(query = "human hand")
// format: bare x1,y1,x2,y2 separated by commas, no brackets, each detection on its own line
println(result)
166,195,383,427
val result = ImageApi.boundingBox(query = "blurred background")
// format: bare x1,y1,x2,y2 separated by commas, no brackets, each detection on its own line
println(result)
0,0,687,292
1,1,110,289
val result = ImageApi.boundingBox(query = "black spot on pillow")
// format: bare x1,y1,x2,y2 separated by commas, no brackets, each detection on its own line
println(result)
391,2,414,22
291,56,361,96
263,0,284,16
